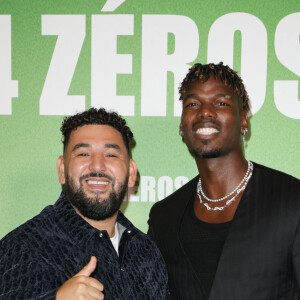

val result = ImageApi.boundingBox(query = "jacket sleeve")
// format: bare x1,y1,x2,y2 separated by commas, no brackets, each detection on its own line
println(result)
292,217,300,294
147,207,171,299
147,239,171,300
0,239,58,300
147,206,156,240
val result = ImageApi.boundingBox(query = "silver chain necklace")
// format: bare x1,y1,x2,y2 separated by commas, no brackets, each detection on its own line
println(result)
197,161,253,211
198,160,253,202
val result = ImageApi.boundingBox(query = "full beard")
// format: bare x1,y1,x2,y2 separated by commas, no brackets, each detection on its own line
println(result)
65,172,129,221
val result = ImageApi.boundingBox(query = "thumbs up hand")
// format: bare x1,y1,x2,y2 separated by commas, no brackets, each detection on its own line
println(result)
56,256,104,300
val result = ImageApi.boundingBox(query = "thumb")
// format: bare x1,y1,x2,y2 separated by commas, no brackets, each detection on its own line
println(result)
75,256,97,277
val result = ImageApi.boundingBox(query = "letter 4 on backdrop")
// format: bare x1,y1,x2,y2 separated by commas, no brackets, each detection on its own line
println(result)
0,0,299,237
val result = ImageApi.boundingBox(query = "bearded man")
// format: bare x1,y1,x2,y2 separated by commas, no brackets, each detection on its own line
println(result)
0,108,169,300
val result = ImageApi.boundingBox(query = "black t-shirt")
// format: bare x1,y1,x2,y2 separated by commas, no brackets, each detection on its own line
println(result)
180,197,232,298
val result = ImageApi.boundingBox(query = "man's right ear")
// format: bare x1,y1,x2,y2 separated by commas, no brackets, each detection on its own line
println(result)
57,156,66,185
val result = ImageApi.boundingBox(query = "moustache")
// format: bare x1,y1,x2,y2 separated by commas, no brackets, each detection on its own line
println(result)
192,120,218,130
80,172,113,182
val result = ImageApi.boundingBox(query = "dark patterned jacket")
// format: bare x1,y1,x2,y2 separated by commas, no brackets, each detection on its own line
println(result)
0,191,169,300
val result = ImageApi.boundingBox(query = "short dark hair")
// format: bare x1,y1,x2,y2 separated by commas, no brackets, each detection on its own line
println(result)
179,62,250,112
60,108,133,153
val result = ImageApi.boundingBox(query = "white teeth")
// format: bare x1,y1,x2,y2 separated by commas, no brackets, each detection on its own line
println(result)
196,128,219,135
87,180,108,185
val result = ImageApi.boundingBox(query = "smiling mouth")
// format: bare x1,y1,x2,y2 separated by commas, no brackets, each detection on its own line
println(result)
84,179,111,192
196,128,219,135
86,180,109,186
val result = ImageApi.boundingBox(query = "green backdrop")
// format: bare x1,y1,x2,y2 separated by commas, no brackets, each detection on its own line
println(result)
1,0,299,238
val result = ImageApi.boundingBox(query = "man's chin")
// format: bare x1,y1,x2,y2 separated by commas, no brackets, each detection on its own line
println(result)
69,194,120,221
194,148,222,159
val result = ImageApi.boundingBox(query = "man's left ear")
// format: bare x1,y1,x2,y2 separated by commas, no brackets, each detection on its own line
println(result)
128,159,138,188
240,111,248,134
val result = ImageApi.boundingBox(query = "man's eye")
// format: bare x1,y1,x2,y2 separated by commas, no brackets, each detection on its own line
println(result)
218,101,229,107
185,102,198,108
107,154,117,158
78,153,88,157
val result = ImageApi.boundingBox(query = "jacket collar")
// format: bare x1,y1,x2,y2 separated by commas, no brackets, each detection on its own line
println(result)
53,191,135,247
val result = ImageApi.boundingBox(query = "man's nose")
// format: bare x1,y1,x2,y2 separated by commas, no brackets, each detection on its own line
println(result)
197,103,216,119
89,154,106,172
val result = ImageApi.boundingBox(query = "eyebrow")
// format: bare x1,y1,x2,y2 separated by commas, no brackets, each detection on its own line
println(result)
183,93,199,100
72,143,121,152
72,143,91,151
183,93,232,100
104,143,121,151
215,93,232,99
